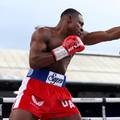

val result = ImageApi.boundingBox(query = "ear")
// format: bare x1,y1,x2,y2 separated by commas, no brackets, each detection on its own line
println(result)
67,15,72,24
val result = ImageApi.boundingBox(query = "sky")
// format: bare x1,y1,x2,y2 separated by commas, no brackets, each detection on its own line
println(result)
0,0,120,55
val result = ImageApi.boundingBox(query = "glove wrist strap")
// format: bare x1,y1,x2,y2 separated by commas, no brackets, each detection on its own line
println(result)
52,46,68,61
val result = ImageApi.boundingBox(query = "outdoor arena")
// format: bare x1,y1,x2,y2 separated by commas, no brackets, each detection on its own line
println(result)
0,49,120,120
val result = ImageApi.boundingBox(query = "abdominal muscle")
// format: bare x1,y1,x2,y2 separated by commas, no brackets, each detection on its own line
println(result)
46,56,72,75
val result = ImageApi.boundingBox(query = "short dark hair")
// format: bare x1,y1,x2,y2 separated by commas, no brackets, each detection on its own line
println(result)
61,8,82,18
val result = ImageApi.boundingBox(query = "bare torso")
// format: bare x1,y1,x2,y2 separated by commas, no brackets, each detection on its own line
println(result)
30,27,73,74
30,25,120,74
45,30,72,73
46,56,72,74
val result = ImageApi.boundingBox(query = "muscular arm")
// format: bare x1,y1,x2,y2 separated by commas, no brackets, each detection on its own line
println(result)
29,29,55,68
82,26,120,45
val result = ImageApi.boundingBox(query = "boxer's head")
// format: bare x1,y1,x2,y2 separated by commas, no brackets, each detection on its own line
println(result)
61,8,82,18
60,8,84,37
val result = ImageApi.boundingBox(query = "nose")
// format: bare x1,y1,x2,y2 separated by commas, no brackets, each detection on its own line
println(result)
79,24,83,32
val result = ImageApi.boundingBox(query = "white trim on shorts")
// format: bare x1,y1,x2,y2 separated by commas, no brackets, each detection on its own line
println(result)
13,77,30,108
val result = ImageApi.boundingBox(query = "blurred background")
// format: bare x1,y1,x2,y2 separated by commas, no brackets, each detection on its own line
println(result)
0,0,120,54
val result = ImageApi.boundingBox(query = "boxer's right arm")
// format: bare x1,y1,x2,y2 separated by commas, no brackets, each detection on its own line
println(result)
30,29,85,68
29,30,55,68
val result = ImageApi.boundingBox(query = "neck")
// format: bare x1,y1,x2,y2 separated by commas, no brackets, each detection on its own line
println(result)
55,21,69,38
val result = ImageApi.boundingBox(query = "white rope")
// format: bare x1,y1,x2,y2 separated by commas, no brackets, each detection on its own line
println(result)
82,117,120,120
3,117,120,120
72,98,103,103
2,98,120,120
3,98,15,103
2,97,120,103
106,98,120,103
72,97,120,103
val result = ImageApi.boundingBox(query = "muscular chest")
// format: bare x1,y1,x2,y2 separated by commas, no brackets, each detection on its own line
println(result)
46,35,73,72
47,37,62,51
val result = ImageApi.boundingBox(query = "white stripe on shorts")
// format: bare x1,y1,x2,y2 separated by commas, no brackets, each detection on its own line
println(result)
13,77,30,108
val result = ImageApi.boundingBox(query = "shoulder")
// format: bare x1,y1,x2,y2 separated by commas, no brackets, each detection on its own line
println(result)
31,27,52,43
33,27,51,38
81,31,89,43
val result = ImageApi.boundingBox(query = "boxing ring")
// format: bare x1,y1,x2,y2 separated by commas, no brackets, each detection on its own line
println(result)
1,97,120,120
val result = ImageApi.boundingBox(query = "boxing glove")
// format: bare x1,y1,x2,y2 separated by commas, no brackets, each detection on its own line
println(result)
52,35,85,61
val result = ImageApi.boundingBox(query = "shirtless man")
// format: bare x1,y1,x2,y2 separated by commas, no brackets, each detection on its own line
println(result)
9,8,120,120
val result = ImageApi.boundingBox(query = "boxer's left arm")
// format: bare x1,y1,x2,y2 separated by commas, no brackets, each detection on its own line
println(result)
82,26,120,45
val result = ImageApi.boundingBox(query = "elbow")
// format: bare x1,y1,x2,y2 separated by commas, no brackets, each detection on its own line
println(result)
29,63,35,69
29,56,46,69
29,59,37,68
29,57,40,69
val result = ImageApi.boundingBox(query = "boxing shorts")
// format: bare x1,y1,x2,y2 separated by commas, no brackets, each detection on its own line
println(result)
12,68,80,119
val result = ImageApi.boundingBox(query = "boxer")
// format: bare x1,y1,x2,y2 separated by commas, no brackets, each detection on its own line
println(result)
10,8,120,120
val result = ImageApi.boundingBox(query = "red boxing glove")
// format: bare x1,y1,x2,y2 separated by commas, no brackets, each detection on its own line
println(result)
62,35,85,55
52,35,85,61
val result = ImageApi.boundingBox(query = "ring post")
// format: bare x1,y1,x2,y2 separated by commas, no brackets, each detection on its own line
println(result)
0,97,3,120
102,98,107,120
